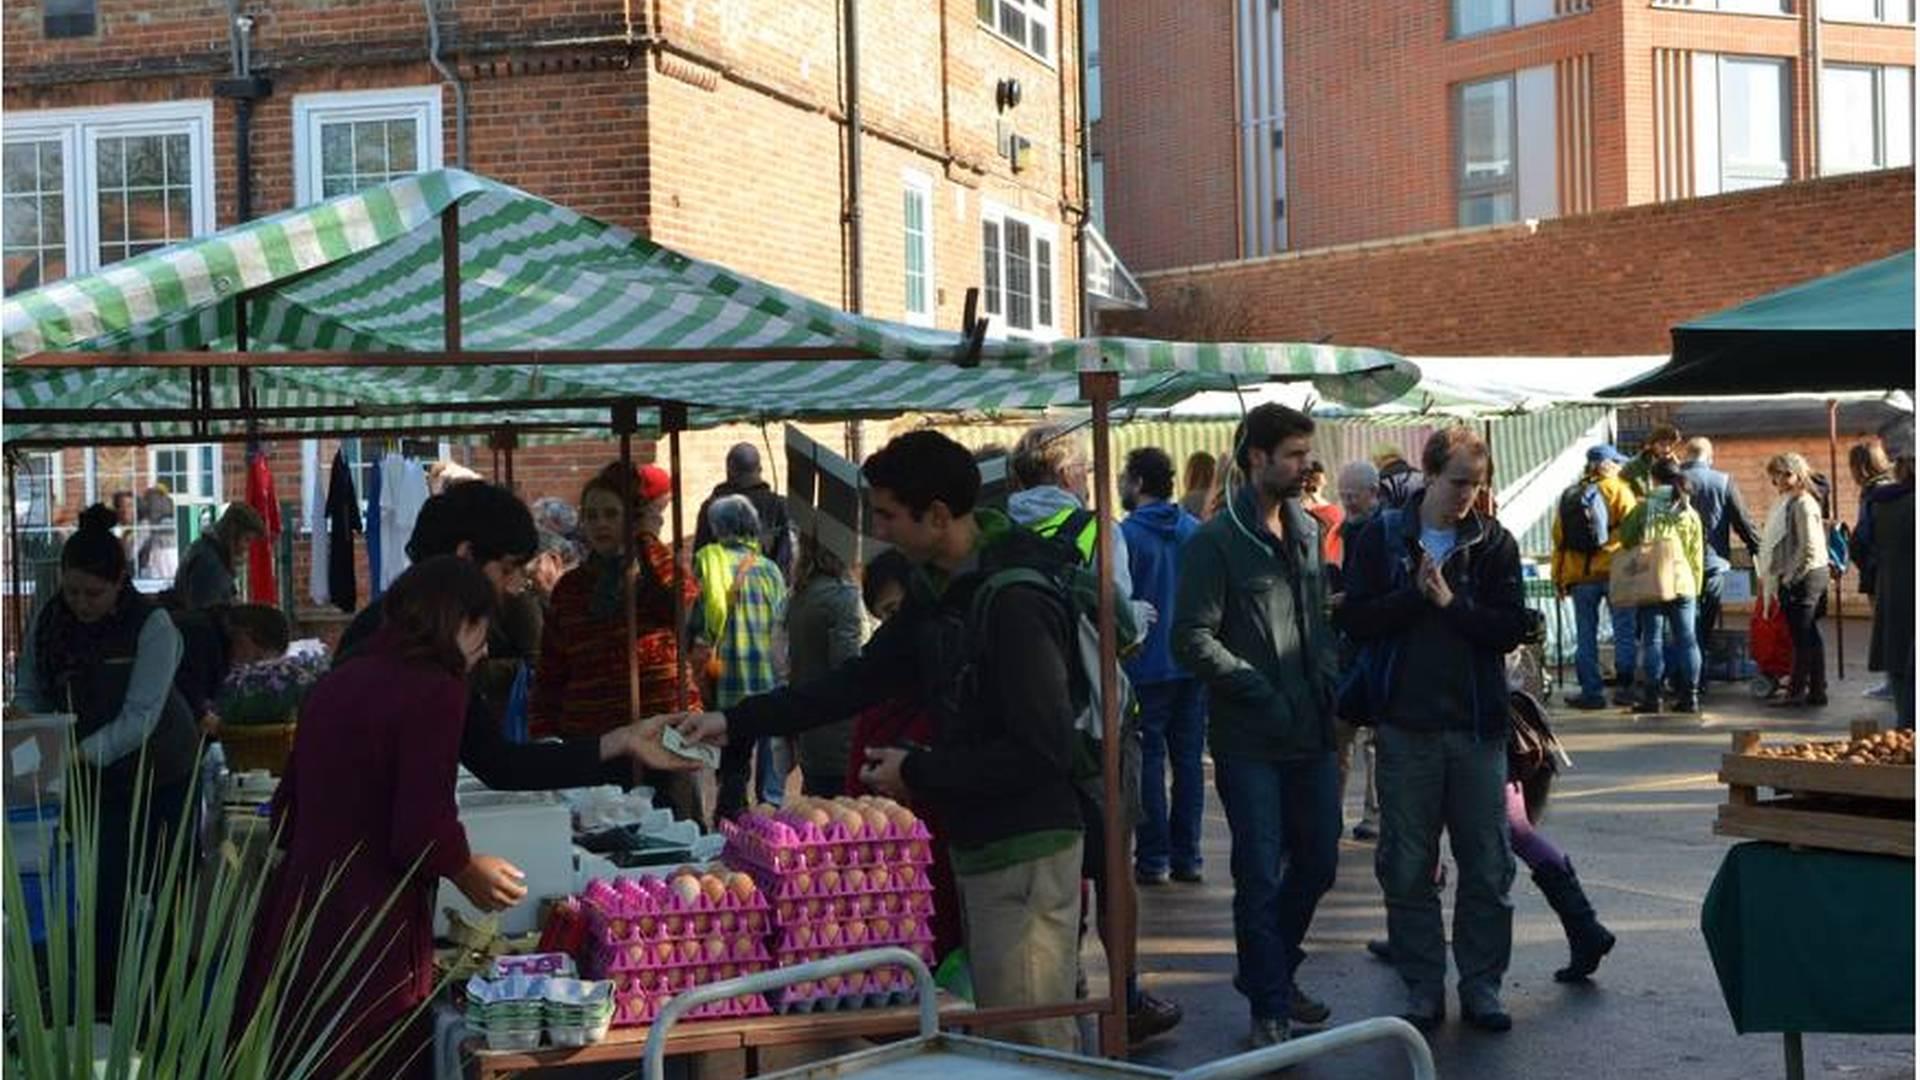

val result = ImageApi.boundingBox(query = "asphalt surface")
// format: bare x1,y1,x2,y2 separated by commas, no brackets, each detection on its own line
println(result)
1121,639,1915,1080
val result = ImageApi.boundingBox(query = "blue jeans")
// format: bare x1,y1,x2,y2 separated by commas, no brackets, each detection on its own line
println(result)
1572,582,1639,698
1135,679,1206,876
1638,596,1700,698
1374,725,1514,1006
1214,753,1341,1022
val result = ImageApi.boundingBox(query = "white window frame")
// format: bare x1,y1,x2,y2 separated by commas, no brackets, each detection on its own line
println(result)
291,86,443,206
1821,0,1913,22
2,101,215,290
1716,55,1792,191
1821,63,1914,173
902,170,937,327
979,201,1061,341
1456,74,1518,227
977,0,1054,64
147,444,224,507
1653,0,1792,13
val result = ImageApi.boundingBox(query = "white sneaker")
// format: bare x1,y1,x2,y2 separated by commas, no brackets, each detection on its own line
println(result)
1864,682,1894,700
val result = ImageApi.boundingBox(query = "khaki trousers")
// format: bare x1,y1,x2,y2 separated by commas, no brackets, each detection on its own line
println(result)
955,839,1085,1052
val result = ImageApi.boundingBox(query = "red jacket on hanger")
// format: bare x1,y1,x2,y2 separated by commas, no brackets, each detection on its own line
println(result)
245,449,281,604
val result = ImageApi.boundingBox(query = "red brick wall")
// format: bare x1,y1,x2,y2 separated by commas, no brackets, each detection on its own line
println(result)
1108,167,1915,357
1095,0,1239,272
1095,3,1914,256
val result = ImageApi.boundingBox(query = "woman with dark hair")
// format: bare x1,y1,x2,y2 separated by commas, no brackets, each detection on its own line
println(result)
1849,439,1899,700
786,533,865,797
10,503,200,1008
1618,459,1706,714
244,556,528,1078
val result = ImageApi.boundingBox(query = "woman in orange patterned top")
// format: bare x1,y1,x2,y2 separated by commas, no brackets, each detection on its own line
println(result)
532,462,703,816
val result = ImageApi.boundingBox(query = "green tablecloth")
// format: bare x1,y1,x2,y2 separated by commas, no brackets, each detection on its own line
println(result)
1701,841,1915,1035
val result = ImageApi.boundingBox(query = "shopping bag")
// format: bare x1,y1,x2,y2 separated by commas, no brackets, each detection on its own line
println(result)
1608,534,1687,608
1749,595,1793,679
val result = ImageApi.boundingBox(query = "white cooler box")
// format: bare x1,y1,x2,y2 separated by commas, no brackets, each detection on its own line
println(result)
434,790,572,938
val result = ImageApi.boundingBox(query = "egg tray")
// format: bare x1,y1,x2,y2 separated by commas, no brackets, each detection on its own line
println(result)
772,919,936,956
750,861,935,903
581,897,772,948
721,817,934,876
769,967,925,1014
613,989,773,1027
591,937,771,980
766,884,936,927
579,876,773,930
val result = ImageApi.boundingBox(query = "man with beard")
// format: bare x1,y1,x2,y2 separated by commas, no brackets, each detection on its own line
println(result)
1172,403,1341,1047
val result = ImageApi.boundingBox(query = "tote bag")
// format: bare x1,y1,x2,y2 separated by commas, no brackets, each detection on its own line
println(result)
1608,533,1688,608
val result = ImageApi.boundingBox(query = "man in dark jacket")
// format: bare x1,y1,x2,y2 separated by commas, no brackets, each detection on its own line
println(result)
1373,446,1425,510
1678,438,1761,692
1173,404,1341,1048
674,430,1086,1051
693,443,795,580
1337,426,1533,1034
336,481,676,792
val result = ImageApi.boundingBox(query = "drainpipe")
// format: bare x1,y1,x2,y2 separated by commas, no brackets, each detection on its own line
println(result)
1076,0,1092,335
1808,0,1822,179
425,0,470,168
843,0,864,314
214,5,269,222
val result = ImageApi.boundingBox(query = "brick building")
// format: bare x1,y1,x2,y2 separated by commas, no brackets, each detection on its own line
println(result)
3,0,1095,622
1093,0,1916,270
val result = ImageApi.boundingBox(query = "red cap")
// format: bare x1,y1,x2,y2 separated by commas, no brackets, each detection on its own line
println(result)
636,464,672,503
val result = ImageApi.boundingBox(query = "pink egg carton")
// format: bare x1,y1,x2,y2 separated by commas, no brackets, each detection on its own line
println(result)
771,884,935,927
770,967,925,1014
753,862,935,903
579,877,773,944
614,989,773,1027
770,941,938,974
720,817,934,876
773,920,937,956
590,935,775,977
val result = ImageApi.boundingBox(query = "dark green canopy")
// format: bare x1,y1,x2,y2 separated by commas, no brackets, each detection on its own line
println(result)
1600,250,1915,398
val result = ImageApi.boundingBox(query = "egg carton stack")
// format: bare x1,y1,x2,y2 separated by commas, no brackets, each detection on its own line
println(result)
578,871,775,1027
721,796,938,1014
463,973,616,1051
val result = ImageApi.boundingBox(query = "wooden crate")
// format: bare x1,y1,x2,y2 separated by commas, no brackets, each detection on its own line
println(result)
1715,723,1916,858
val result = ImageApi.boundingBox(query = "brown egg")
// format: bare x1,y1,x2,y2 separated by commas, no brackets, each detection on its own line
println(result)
727,872,758,901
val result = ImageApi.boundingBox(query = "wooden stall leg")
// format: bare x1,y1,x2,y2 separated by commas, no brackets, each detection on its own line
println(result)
1783,1031,1805,1080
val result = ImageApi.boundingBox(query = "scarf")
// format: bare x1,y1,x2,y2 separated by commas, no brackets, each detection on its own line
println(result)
34,582,147,696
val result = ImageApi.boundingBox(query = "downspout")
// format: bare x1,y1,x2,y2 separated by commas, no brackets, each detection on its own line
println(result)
843,0,864,314
1075,0,1092,335
1808,0,1822,179
425,0,470,168
217,4,268,223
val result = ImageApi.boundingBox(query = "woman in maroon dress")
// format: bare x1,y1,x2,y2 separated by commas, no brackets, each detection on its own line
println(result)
243,556,530,1078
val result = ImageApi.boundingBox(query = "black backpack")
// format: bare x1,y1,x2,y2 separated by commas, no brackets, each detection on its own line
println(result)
1556,481,1609,555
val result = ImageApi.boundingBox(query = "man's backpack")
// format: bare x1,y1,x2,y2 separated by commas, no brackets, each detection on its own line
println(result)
963,525,1138,783
1557,481,1609,556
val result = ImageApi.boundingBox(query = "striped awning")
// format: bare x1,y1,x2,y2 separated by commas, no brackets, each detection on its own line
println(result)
2,169,1419,444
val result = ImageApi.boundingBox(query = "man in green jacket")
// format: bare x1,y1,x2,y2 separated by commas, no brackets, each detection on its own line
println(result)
1172,403,1341,1048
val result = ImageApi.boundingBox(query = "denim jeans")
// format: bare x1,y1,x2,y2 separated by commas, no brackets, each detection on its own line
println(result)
1571,582,1639,698
1214,753,1341,1022
1696,570,1725,689
1638,596,1700,698
1135,679,1207,876
1374,725,1514,1006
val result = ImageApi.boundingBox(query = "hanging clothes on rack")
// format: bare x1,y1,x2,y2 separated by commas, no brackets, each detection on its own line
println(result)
365,449,385,600
303,440,330,607
325,449,362,614
245,447,282,605
379,455,432,592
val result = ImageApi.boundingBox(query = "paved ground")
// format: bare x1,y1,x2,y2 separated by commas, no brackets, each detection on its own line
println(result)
1122,636,1915,1080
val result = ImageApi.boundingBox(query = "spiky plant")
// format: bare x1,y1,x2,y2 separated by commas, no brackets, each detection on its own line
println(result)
5,742,445,1078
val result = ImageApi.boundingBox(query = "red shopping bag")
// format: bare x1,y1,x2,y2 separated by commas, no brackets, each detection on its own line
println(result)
1749,596,1793,680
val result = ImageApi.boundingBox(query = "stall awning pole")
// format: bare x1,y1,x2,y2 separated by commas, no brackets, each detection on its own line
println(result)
665,403,690,715
615,400,641,726
1829,399,1844,680
6,453,24,663
1081,369,1131,1058
442,202,462,354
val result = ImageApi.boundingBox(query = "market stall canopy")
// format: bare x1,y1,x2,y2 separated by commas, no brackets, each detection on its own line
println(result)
1142,355,1668,418
1,169,1418,444
1599,250,1916,398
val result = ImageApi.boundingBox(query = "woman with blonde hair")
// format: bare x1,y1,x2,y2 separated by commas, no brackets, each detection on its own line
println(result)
1180,451,1219,520
173,502,266,610
1758,452,1830,707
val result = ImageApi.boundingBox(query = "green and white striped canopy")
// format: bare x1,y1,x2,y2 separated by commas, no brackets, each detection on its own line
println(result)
2,169,1418,442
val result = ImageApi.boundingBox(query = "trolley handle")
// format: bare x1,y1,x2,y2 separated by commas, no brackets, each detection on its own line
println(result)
640,946,938,1080
1168,1016,1437,1080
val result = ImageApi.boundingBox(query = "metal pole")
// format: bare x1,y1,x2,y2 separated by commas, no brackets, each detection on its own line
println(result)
615,401,641,725
665,404,690,714
442,203,462,353
6,454,25,664
1829,399,1844,680
503,426,516,492
1080,369,1130,1058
